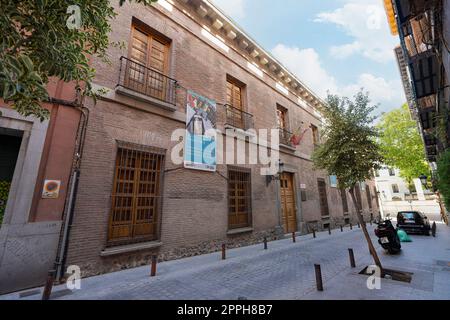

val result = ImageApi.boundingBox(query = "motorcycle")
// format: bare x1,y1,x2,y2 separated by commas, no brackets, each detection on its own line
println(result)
374,219,401,254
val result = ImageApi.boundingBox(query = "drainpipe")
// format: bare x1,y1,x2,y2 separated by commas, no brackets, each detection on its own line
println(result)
54,105,89,282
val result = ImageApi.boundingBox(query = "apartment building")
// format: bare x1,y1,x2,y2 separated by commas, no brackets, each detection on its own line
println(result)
53,0,379,278
375,166,441,219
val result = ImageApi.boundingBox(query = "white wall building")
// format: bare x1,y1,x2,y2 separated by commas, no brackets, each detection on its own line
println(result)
375,166,441,221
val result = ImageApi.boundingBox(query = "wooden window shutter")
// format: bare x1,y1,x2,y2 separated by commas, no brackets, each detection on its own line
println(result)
108,142,166,246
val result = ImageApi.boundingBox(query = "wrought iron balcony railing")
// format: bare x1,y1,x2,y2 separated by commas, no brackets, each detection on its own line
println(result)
278,128,294,147
118,56,177,106
224,104,254,131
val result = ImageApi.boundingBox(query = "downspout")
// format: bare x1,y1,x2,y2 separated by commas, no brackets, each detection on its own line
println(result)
54,104,89,282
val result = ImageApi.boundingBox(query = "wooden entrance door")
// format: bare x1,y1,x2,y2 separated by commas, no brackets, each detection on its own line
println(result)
280,172,297,233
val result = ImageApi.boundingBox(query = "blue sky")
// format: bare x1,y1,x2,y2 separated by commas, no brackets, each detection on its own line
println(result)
211,0,405,115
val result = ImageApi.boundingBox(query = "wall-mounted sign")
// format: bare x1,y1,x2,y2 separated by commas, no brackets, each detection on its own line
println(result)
300,184,307,189
42,180,61,199
184,90,217,172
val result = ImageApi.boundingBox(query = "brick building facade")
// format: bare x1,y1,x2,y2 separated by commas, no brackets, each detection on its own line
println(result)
63,0,379,278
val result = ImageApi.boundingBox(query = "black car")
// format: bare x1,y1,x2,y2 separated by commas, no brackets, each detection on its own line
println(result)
397,211,431,235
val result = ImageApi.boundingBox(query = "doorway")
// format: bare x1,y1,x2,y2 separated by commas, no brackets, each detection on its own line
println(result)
280,172,297,233
0,129,23,227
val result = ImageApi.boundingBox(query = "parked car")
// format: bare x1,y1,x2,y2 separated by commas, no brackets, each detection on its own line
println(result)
397,211,431,236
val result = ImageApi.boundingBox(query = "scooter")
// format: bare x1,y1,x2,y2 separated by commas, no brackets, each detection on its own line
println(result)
374,219,401,254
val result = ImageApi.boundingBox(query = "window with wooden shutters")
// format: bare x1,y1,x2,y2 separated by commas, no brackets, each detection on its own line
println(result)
228,167,252,230
340,188,349,213
311,124,320,146
108,143,165,246
126,25,170,101
317,179,329,216
365,185,372,209
226,79,243,110
355,183,363,209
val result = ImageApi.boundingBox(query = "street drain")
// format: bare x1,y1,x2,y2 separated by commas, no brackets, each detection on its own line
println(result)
359,266,413,283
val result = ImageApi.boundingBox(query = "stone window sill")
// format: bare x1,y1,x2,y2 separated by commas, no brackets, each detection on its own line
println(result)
115,85,177,112
227,227,254,236
279,143,297,152
100,241,163,257
223,125,256,137
321,216,330,220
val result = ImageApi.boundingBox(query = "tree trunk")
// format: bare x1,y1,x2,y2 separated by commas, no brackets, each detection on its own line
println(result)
349,186,383,270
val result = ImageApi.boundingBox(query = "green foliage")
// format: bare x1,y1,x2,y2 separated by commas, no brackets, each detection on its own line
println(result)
312,91,383,190
437,149,450,210
0,0,157,120
377,104,429,186
0,181,11,226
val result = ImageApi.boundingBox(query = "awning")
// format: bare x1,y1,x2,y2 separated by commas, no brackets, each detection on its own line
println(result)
383,0,398,35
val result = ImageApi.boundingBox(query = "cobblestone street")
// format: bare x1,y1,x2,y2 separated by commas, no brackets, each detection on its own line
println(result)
2,223,450,300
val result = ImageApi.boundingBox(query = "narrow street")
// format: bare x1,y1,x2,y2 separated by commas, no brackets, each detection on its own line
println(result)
2,222,449,300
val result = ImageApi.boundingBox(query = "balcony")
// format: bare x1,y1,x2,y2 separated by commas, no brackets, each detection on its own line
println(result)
224,104,254,131
117,56,177,109
278,128,295,148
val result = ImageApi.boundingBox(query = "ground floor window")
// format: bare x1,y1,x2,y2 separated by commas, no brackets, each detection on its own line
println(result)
228,167,252,230
108,142,165,246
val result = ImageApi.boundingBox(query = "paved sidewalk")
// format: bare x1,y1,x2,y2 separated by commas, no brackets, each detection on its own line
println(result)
2,222,450,300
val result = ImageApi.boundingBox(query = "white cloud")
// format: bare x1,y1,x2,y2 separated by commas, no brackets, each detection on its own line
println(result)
315,0,399,63
211,0,246,19
272,44,338,98
271,44,405,113
341,73,405,113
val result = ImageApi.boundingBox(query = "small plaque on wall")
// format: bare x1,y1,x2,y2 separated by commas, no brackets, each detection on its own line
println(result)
300,184,307,189
42,180,61,199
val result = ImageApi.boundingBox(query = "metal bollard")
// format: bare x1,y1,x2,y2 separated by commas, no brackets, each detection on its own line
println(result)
150,255,158,277
350,223,353,230
41,270,56,300
263,237,268,250
432,222,436,237
348,248,356,268
340,225,343,232
312,229,316,238
292,232,296,243
358,222,361,229
328,225,331,235
222,244,226,260
314,264,324,291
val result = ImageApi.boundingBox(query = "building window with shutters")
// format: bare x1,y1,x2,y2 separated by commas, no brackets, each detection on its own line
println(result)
311,124,320,147
107,142,165,247
340,188,349,214
228,167,252,230
124,22,172,103
365,185,372,209
317,179,330,216
225,76,253,130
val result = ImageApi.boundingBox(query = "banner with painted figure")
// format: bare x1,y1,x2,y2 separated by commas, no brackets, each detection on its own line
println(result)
184,90,217,172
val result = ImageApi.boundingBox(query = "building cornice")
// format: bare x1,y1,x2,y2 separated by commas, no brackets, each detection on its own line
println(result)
175,0,325,110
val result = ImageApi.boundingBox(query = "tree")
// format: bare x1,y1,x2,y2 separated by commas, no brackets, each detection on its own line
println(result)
0,0,157,120
377,104,429,189
437,149,450,211
312,91,384,269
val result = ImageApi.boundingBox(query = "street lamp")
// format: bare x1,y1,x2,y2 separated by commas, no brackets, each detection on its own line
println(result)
265,160,284,186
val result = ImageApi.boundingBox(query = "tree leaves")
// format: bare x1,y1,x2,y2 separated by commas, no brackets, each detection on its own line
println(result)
377,104,429,186
437,150,450,210
1,0,158,119
312,90,383,190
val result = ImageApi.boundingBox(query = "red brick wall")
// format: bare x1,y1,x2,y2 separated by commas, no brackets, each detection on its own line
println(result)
65,1,379,276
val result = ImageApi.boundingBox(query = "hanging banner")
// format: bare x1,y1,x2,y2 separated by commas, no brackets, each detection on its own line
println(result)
184,90,217,172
